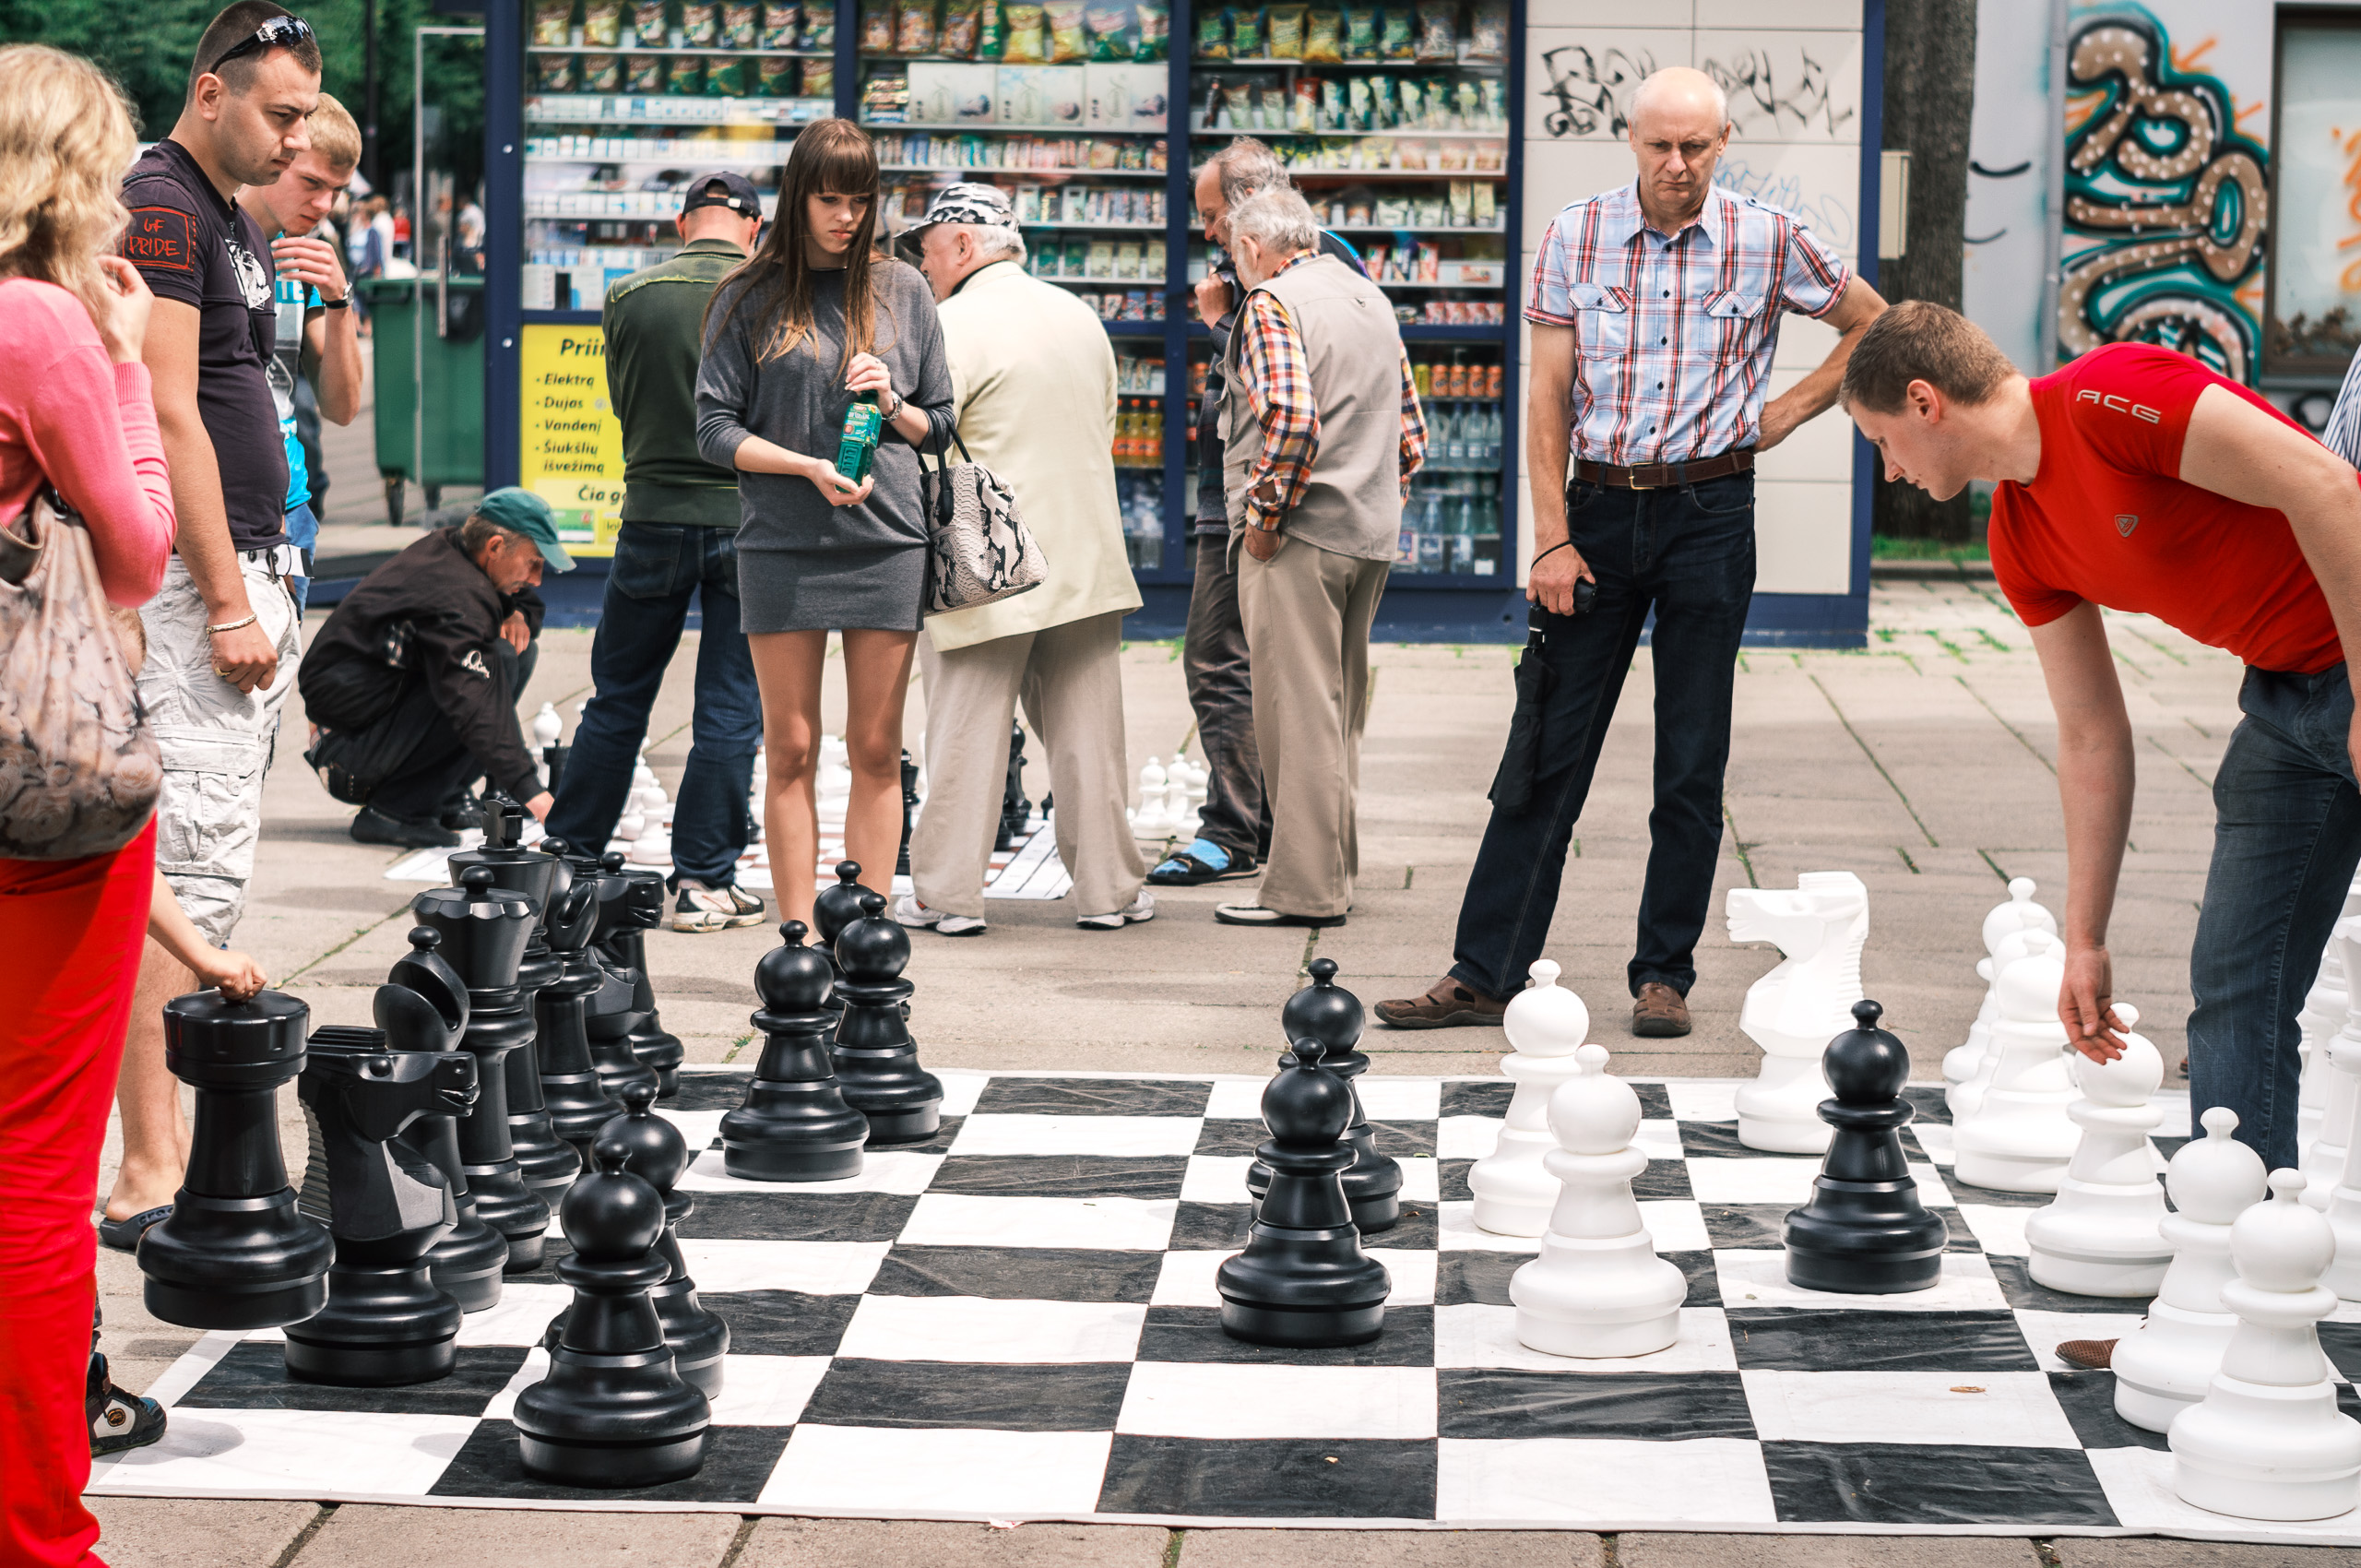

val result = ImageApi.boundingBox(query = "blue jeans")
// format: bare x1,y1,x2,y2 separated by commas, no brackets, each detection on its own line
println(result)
1449,471,1756,1001
545,521,761,885
284,501,319,612
2189,661,2361,1171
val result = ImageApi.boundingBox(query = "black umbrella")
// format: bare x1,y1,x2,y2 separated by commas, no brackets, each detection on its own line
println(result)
1488,603,1556,815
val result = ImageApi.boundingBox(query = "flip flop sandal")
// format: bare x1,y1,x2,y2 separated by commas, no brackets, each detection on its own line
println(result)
1146,849,1258,886
98,1205,171,1253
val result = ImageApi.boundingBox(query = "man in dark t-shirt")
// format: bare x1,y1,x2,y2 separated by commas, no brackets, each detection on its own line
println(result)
1842,303,2361,1194
104,2,322,1245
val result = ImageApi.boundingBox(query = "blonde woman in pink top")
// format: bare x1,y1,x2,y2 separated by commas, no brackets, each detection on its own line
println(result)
0,42,183,1568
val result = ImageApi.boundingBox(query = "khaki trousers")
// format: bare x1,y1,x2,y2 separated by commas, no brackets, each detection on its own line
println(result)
914,610,1146,920
1236,537,1388,919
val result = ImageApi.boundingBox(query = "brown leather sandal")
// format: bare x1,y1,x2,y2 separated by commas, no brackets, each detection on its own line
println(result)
1374,977,1508,1029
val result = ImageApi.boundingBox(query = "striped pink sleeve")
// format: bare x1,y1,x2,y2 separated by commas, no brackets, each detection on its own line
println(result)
28,350,177,607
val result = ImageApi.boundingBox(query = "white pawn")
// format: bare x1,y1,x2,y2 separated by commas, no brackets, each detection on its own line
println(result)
627,821,671,866
2169,1169,2361,1522
2113,1107,2269,1431
2297,873,2361,1151
532,701,562,750
1137,754,1168,808
1726,871,1869,1154
1468,960,1591,1237
1944,879,2058,1098
2304,914,2361,1209
1164,778,1195,839
1952,932,2081,1194
1947,925,2057,1121
1510,1043,1685,1359
2023,1004,2169,1296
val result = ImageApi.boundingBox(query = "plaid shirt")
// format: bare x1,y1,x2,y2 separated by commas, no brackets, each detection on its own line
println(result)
1234,251,1428,529
1527,183,1849,467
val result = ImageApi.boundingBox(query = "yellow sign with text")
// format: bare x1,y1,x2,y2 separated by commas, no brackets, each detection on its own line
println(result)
518,323,623,557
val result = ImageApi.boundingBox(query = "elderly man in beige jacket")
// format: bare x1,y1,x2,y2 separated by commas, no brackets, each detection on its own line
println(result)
894,184,1151,935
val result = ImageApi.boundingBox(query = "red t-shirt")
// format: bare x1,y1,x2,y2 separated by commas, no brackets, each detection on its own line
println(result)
1988,342,2342,673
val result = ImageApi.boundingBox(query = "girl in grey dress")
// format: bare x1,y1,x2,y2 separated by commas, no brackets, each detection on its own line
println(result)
695,118,955,928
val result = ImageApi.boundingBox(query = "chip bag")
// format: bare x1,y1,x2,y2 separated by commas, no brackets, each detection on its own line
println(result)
1228,5,1264,57
801,57,834,95
1195,6,1228,57
632,1,670,46
1380,4,1414,59
897,0,938,53
859,0,896,49
1414,0,1454,61
1086,2,1132,58
1002,0,1049,58
941,0,983,53
723,1,759,46
582,50,623,89
1266,3,1304,57
1045,0,1087,60
1134,0,1169,61
1304,6,1342,62
760,2,801,48
535,51,579,89
1466,0,1506,63
1343,3,1377,58
680,1,719,42
626,52,666,90
583,0,624,45
533,0,575,46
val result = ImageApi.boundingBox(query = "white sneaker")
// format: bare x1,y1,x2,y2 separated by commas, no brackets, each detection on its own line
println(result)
892,892,986,936
1077,889,1156,930
672,878,765,932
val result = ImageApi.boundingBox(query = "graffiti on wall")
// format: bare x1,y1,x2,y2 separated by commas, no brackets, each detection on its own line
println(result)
1536,44,1654,139
2059,12,2268,381
1536,42,1856,144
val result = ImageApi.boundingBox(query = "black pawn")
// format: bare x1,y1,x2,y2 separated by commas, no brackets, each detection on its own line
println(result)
412,866,552,1271
831,891,943,1146
456,798,576,1207
387,926,510,1311
594,1081,730,1396
1248,959,1402,1232
721,921,869,1181
812,861,869,1023
512,1147,710,1487
284,973,481,1386
1218,1038,1391,1348
1783,1000,1949,1294
138,990,334,1330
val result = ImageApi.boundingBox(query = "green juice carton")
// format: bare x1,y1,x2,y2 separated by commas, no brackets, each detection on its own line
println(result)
836,391,883,481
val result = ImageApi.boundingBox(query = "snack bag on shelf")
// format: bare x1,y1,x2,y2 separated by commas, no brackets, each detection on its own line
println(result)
584,51,624,89
1472,180,1494,224
535,52,580,90
1135,0,1169,60
1449,179,1472,226
860,0,896,49
1194,6,1228,57
942,0,984,54
670,53,707,89
1002,1,1049,59
1267,3,1305,58
800,56,834,95
723,1,759,46
631,1,669,46
1381,3,1415,59
1045,0,1088,60
897,0,939,53
1370,73,1398,126
804,4,836,47
1396,77,1422,127
1346,74,1370,129
1343,3,1378,58
1228,5,1264,58
1414,0,1453,61
708,53,753,93
1305,6,1343,63
1218,80,1251,127
584,0,625,46
1085,2,1132,57
1454,79,1479,129
1320,77,1345,128
1290,77,1317,132
682,0,720,43
1466,0,1506,63
1147,137,1169,170
627,53,666,91
1086,239,1115,276
534,0,576,46
760,3,801,48
759,55,797,95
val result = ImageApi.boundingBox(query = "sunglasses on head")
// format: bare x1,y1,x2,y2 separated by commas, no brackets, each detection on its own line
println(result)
208,14,314,77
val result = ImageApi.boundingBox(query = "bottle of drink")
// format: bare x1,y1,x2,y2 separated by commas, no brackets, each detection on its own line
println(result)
1416,493,1444,574
1474,493,1501,576
1444,407,1466,471
836,390,882,482
1448,493,1476,575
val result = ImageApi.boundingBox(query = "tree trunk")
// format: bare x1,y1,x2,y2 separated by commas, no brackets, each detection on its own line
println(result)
1875,0,1979,542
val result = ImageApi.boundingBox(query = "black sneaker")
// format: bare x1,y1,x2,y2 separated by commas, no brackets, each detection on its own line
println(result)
351,805,460,849
88,1351,165,1457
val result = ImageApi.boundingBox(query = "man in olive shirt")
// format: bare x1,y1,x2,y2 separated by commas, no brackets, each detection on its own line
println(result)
545,172,766,932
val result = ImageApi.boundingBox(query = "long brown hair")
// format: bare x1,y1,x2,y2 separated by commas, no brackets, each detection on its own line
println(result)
0,45,137,332
706,118,881,374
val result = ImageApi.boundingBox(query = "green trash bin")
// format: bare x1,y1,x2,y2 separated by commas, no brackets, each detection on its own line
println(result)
361,274,484,525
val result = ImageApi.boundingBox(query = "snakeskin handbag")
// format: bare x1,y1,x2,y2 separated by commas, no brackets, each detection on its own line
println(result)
919,430,1047,615
0,488,161,858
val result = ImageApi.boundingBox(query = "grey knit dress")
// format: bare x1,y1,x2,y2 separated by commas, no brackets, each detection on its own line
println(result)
695,260,955,633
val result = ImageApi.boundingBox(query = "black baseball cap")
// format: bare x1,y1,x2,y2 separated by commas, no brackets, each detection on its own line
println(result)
682,172,762,216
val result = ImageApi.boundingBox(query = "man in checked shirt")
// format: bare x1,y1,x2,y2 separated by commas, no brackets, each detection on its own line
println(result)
1208,185,1429,929
1378,66,1885,1034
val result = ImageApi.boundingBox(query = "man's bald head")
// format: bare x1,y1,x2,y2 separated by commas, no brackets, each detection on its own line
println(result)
1630,67,1729,137
1625,66,1733,232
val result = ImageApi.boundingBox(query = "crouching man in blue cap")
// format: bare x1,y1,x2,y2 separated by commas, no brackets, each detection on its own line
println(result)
301,486,575,848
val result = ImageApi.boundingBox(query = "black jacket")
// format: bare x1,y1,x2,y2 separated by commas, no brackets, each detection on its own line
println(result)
300,529,548,800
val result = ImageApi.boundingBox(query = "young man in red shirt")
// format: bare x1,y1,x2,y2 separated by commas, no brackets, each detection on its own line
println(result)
1843,301,2361,1182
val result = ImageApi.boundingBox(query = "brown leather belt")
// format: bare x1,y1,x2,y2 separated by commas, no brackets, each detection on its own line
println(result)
1574,448,1754,490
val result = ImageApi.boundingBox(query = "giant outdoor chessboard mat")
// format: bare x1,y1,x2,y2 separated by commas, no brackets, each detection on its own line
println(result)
92,1070,2361,1541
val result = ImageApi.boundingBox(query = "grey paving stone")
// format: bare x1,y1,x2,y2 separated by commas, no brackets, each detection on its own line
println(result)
1619,1534,2041,1568
1180,1527,1603,1567
738,1517,1170,1567
88,1496,319,1568
291,1503,742,1566
2050,1543,2361,1567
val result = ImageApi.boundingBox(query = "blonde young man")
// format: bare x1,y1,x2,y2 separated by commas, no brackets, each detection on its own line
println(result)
896,183,1152,934
106,0,320,1248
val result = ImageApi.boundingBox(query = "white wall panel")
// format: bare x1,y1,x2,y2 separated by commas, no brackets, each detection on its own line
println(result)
1753,481,1856,593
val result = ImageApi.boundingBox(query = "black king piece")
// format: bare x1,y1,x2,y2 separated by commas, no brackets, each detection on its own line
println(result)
284,966,481,1386
412,864,552,1272
449,792,577,1205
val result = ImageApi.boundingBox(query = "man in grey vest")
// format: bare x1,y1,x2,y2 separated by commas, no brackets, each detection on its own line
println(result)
1212,187,1429,929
